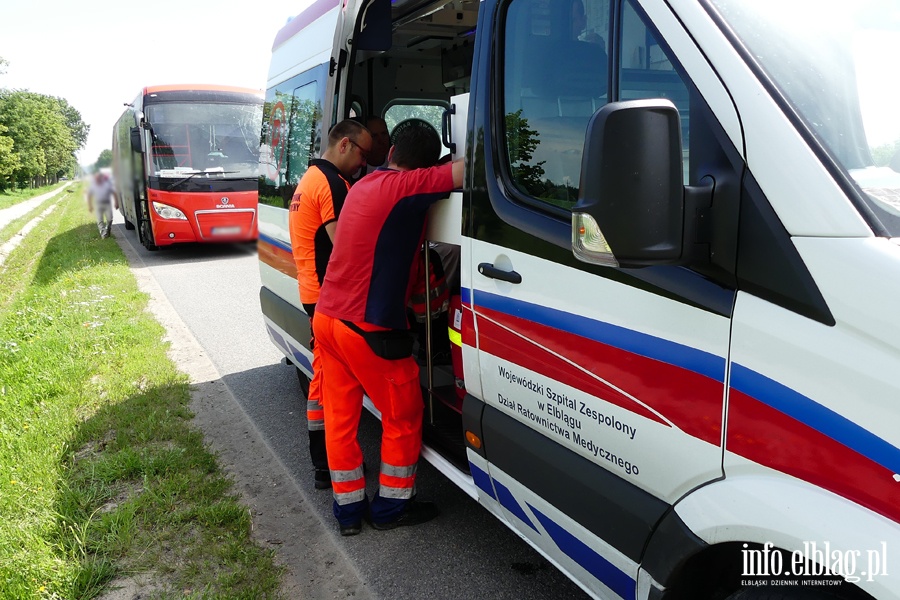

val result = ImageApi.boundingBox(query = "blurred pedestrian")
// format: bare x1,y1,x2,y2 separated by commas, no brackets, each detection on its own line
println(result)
87,171,117,239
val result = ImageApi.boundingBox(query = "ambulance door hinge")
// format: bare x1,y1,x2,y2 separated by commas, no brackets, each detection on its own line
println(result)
329,49,348,77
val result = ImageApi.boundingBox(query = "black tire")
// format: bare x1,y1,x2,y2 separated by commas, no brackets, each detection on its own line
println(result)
296,367,311,399
137,201,159,251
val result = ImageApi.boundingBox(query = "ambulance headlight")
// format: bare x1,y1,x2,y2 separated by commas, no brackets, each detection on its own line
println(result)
572,212,618,268
152,202,187,220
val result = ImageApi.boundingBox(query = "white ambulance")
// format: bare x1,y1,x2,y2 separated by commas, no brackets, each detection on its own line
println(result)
256,1,900,598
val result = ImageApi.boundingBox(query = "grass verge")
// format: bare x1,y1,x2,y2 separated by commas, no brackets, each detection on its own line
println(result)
0,186,76,248
0,192,283,598
0,182,68,211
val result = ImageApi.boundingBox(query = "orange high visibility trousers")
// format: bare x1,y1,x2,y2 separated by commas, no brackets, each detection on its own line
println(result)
312,312,423,525
305,311,328,471
307,313,325,431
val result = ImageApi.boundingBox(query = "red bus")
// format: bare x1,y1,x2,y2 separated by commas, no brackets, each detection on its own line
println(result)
112,84,264,250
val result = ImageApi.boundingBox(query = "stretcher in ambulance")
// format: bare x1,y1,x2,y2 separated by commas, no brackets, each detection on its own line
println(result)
257,0,900,598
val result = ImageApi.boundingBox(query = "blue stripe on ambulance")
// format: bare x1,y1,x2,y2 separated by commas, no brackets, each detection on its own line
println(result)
265,324,312,372
732,363,900,474
470,462,496,500
259,232,292,253
471,458,635,597
529,504,636,600
492,479,538,532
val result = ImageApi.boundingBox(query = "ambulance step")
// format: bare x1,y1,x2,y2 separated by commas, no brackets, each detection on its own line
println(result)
423,391,469,473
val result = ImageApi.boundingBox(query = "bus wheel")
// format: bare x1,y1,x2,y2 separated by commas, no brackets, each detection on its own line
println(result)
140,218,158,251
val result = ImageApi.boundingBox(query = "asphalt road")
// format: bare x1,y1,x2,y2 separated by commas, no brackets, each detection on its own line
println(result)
113,218,591,600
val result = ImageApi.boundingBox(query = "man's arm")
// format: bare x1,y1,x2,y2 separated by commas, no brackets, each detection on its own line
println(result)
451,158,464,189
324,221,337,241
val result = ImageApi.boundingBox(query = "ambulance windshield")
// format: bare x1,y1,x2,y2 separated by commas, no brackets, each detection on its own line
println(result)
710,0,900,234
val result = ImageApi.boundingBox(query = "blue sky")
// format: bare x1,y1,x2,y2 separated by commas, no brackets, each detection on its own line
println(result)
0,0,317,166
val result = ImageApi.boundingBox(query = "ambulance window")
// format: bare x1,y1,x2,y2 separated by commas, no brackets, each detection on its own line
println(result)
502,0,611,211
385,102,448,141
285,81,321,188
619,0,690,180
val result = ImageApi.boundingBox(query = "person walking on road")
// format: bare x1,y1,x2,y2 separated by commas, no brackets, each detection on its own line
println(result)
289,119,373,490
86,171,117,239
313,121,464,536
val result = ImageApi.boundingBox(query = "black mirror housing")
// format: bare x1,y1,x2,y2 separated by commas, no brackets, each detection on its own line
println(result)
129,126,142,153
573,99,684,268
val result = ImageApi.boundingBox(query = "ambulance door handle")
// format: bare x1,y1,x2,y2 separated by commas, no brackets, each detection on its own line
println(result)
478,262,522,284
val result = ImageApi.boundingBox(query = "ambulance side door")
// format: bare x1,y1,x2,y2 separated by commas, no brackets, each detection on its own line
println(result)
466,0,743,593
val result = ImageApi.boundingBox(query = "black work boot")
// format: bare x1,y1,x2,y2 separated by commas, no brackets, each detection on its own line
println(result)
309,430,330,489
314,468,332,490
339,521,362,536
370,500,439,530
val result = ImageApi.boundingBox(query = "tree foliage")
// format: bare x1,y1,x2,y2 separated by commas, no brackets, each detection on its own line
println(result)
0,86,89,191
95,149,112,170
505,109,546,193
0,123,18,183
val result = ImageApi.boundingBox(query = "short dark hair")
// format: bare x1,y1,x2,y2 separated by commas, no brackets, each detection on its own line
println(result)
327,119,368,147
390,119,441,170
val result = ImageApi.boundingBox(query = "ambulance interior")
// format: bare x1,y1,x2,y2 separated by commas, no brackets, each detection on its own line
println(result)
345,0,481,468
343,0,612,467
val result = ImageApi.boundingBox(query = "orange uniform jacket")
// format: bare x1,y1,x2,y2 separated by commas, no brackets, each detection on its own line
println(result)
288,159,351,305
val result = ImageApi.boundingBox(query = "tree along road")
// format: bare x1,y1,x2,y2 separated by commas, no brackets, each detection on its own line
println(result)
112,218,590,600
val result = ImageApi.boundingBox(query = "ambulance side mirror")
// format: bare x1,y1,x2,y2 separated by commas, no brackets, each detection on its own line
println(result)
572,99,684,268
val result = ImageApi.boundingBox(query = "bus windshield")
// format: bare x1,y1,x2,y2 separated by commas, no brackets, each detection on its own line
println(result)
145,101,263,179
710,0,900,236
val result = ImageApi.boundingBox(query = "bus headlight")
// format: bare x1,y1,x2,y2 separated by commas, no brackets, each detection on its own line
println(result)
152,202,188,220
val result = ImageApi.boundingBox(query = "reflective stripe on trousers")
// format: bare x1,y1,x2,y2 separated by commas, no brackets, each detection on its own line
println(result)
313,312,423,522
331,466,366,504
379,461,417,500
307,399,325,432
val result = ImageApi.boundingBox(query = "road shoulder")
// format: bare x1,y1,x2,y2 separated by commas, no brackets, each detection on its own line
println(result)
115,232,373,600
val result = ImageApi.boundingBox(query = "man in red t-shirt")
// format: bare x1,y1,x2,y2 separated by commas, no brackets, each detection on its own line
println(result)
289,119,372,490
313,122,464,535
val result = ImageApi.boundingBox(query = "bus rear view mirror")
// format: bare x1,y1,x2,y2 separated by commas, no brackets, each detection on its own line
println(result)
129,127,142,153
572,99,684,268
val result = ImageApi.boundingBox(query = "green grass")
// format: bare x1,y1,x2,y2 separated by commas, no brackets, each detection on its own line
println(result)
0,185,78,247
0,182,68,211
0,193,283,599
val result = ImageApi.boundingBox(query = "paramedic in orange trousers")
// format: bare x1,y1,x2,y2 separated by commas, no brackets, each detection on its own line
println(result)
313,122,464,535
288,119,373,489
